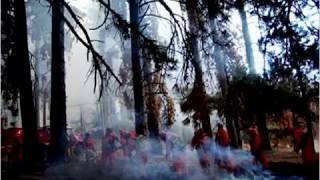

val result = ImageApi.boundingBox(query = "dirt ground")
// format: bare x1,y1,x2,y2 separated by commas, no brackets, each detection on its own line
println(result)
265,146,302,163
2,144,319,180
264,146,319,180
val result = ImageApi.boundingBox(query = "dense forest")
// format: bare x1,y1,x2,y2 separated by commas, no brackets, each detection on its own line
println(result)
1,0,319,179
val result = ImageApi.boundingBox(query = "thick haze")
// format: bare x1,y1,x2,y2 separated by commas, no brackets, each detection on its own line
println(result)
65,0,266,131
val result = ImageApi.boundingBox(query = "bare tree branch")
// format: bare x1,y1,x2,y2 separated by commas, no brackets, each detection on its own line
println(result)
89,4,110,30
46,0,122,99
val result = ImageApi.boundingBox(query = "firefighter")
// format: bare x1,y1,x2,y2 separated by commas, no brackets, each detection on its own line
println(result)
284,111,316,168
247,122,269,168
292,127,316,167
119,130,136,158
160,131,187,177
191,129,211,169
83,133,96,162
66,133,73,160
191,129,205,150
300,133,316,167
119,130,129,156
73,132,83,159
215,123,229,147
214,123,235,170
84,133,95,150
101,128,119,166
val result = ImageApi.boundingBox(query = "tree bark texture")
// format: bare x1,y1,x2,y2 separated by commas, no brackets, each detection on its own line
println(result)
129,0,146,135
49,0,67,163
237,0,255,74
257,113,272,150
13,0,41,163
186,0,212,137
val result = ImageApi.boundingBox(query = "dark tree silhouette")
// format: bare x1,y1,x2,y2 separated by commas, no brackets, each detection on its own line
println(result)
49,0,67,163
235,0,255,74
13,0,41,163
92,0,179,138
1,0,18,105
252,0,319,152
206,0,241,148
129,0,146,135
26,0,53,128
182,0,212,137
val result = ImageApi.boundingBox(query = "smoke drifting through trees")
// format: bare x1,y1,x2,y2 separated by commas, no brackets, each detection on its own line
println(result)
1,0,318,177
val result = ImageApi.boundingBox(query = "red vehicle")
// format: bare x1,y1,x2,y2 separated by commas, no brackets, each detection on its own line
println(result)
1,127,50,162
1,128,23,161
38,127,50,145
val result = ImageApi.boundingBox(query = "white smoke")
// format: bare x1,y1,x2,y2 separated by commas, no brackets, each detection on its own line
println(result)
45,135,303,180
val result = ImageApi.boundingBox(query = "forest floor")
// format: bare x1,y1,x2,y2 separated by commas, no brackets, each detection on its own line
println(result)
2,146,319,180
265,146,319,180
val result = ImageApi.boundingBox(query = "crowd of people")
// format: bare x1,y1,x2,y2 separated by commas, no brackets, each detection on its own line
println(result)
66,131,97,162
64,116,317,179
65,121,271,177
191,122,269,171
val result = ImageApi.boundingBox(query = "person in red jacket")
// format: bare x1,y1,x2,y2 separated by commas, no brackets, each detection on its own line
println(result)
283,111,316,167
83,133,96,162
191,129,211,169
215,123,229,147
214,123,236,170
247,122,269,169
292,127,316,167
119,130,137,157
101,128,119,166
84,133,95,150
300,133,316,167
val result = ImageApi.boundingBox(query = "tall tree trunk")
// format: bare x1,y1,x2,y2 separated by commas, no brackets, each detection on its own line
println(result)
146,97,160,137
14,0,41,163
296,66,315,153
95,102,101,133
225,91,240,148
212,36,239,148
144,64,160,138
141,2,160,140
257,113,272,150
144,66,161,154
97,29,109,130
235,117,242,147
236,0,255,74
226,114,239,148
34,40,41,127
49,0,67,163
186,0,212,137
99,96,106,134
129,0,145,135
207,1,237,145
42,90,47,127
206,0,228,96
213,46,228,95
80,106,85,134
42,77,47,127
